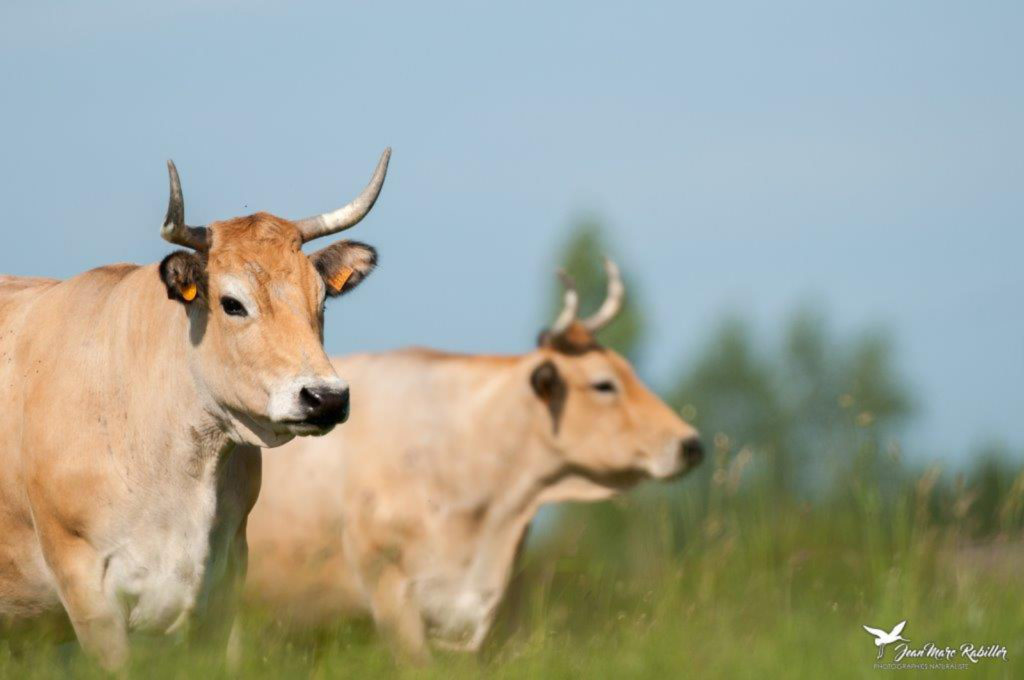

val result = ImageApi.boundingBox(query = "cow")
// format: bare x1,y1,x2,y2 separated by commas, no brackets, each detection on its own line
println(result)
0,149,391,669
245,258,703,661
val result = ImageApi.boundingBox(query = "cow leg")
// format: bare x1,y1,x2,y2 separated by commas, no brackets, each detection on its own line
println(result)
370,564,429,664
188,518,247,655
190,521,248,670
217,514,253,670
225,619,245,673
39,532,127,670
190,445,261,668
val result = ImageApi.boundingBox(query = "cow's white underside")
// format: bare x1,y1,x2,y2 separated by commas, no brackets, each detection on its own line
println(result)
100,479,218,634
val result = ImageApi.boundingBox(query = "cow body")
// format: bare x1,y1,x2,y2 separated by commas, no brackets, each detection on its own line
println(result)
247,341,700,660
0,267,258,652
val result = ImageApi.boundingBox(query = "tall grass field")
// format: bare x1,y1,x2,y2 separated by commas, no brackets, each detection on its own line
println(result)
3,444,1020,679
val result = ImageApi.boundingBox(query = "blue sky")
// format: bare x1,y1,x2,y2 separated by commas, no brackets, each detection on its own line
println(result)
1,1,1021,462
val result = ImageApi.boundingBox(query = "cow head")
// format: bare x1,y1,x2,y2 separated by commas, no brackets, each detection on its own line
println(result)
157,150,389,447
530,259,702,497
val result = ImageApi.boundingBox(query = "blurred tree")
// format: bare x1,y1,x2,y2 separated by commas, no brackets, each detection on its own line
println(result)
842,328,914,430
546,216,645,362
670,318,785,465
922,441,1024,537
669,305,914,497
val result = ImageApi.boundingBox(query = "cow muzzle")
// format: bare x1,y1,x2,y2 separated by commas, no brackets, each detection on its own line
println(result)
648,434,704,480
267,377,351,435
679,435,704,468
298,384,350,428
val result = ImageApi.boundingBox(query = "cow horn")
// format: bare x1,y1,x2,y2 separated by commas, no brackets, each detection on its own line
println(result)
161,160,208,250
295,148,391,243
549,270,579,335
582,257,624,332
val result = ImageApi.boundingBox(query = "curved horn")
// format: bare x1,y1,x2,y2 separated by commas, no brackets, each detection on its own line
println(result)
295,148,391,243
160,160,208,250
549,269,580,336
582,257,625,332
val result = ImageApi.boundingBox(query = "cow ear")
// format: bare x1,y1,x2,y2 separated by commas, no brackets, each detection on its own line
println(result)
309,240,378,297
159,250,205,304
530,360,567,433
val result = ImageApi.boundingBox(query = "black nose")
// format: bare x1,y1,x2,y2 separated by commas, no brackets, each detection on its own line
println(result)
680,436,704,466
298,385,350,427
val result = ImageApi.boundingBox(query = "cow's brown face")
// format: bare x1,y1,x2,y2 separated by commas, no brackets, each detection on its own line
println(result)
530,325,702,485
160,212,376,447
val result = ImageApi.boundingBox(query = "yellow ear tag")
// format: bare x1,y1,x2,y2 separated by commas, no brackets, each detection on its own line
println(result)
181,283,197,302
328,267,354,292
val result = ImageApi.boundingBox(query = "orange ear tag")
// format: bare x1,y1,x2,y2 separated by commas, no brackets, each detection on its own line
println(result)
328,267,354,292
181,283,197,302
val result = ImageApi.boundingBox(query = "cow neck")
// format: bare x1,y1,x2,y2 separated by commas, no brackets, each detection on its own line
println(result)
440,354,558,509
412,351,616,524
446,356,572,585
119,263,233,469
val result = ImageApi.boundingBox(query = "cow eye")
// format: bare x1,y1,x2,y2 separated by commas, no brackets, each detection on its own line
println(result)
592,380,617,394
220,296,248,317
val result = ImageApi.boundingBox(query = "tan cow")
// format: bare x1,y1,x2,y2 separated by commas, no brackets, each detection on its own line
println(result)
0,150,390,669
246,259,703,661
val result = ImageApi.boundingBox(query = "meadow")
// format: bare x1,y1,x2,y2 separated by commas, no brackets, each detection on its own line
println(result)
3,445,1020,679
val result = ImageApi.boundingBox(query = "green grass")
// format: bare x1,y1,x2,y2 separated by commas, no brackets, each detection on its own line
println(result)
3,464,1021,679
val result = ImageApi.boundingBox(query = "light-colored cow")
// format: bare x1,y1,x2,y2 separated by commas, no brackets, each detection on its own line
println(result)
0,150,390,669
246,260,703,661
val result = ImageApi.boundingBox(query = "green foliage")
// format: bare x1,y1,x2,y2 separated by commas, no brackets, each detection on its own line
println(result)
669,305,914,497
546,216,644,361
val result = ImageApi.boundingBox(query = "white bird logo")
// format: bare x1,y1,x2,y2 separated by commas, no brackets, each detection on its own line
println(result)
863,620,909,659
